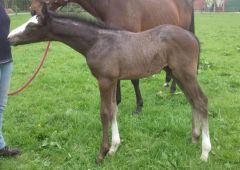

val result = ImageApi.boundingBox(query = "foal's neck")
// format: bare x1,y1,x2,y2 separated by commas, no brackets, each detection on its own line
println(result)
49,17,100,55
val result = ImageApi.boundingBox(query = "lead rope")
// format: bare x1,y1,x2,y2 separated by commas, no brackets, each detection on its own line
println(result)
8,5,66,96
8,41,51,96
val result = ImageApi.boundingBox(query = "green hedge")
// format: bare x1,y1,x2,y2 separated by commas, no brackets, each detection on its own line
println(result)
226,0,240,12
3,0,30,12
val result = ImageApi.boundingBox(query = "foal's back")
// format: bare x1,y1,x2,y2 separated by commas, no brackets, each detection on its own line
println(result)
87,25,199,80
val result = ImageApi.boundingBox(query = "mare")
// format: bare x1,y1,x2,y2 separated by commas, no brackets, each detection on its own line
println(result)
8,5,211,163
30,0,195,114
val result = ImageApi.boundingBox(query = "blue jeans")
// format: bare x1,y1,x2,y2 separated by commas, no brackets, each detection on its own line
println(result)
0,62,13,149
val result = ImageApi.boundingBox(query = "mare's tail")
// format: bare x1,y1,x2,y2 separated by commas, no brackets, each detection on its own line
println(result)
189,7,195,34
189,6,200,72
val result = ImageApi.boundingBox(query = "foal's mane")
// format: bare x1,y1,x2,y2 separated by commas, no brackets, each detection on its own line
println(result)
49,11,119,31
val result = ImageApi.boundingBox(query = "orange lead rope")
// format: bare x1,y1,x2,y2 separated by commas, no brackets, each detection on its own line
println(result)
8,41,51,96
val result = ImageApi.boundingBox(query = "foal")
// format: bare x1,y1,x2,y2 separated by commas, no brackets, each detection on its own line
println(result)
30,0,195,114
8,6,211,163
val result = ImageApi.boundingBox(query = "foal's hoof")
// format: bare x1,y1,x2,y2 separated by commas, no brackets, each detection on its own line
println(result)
96,155,104,164
200,154,208,162
192,138,199,144
108,149,117,156
192,135,200,144
109,142,120,156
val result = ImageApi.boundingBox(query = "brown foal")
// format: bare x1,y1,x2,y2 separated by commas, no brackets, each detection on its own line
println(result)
8,6,211,163
30,0,195,114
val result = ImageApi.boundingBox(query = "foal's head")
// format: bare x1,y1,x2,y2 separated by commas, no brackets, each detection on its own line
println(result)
30,0,68,16
9,4,51,46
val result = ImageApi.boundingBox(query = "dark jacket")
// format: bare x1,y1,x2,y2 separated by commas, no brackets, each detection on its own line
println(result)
0,0,12,64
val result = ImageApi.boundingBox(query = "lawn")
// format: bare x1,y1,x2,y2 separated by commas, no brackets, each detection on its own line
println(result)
0,12,239,169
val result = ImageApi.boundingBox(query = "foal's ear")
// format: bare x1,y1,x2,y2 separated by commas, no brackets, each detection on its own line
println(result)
36,2,51,25
38,2,50,24
41,3,50,19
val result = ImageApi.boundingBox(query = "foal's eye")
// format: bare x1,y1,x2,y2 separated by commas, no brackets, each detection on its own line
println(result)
25,25,38,34
27,23,34,27
27,23,38,29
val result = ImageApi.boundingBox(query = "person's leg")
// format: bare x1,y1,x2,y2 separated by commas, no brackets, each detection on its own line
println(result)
0,62,13,149
0,62,19,156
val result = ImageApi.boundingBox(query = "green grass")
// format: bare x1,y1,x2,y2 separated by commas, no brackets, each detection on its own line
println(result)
0,13,239,169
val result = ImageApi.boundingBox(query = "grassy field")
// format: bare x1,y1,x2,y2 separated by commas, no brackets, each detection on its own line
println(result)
0,13,239,169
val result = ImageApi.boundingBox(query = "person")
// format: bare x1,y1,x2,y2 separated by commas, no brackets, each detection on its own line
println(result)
0,0,20,156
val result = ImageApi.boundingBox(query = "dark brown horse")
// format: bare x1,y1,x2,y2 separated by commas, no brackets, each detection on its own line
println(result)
8,5,211,163
30,0,195,114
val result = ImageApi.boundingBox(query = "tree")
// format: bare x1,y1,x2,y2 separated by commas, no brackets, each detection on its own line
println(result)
4,0,30,12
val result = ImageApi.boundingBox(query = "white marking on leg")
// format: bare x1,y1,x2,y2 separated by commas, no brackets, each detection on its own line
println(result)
109,106,120,156
8,16,39,38
200,121,211,161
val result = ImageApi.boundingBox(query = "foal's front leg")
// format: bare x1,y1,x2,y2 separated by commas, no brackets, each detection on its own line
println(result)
109,83,120,155
96,79,119,163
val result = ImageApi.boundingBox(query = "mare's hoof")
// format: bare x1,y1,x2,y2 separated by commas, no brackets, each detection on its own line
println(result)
164,82,169,87
133,107,142,115
170,87,176,94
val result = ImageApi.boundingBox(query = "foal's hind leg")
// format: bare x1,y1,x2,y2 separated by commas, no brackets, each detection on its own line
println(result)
131,79,143,114
174,73,211,161
192,108,201,143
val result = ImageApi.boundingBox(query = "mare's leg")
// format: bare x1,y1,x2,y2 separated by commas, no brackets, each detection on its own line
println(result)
164,67,177,93
164,67,172,87
116,80,121,105
173,72,211,161
109,83,120,155
170,79,177,94
96,79,117,163
131,79,143,114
